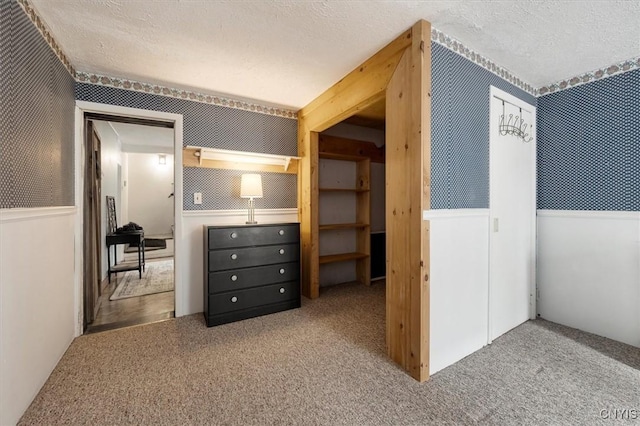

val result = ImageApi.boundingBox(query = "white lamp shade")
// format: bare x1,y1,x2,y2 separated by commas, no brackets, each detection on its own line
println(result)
240,174,263,198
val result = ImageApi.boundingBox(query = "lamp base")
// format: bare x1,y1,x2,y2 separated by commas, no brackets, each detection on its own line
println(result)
246,198,258,225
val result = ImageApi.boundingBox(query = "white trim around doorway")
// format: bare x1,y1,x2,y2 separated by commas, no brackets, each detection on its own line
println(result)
74,101,184,336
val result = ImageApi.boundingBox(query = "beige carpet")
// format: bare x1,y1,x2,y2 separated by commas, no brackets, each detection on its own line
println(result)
20,282,640,425
110,259,174,301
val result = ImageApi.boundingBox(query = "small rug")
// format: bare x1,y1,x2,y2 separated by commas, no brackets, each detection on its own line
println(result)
124,238,166,253
110,259,174,301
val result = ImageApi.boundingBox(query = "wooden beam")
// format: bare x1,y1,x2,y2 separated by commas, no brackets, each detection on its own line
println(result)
356,158,371,286
411,19,431,383
385,20,431,382
298,125,319,299
319,134,385,163
299,29,412,132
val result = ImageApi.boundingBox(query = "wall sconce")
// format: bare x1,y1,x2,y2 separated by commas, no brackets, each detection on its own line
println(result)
240,174,263,224
158,154,167,165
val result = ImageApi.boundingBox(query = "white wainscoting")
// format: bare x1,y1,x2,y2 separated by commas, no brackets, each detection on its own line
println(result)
537,210,640,348
424,209,490,374
0,207,76,426
181,209,298,315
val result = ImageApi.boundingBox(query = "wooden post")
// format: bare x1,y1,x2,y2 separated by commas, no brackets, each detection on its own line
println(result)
297,20,431,382
385,20,431,381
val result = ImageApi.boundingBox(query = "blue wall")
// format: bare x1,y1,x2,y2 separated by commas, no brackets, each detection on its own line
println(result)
0,1,75,208
537,69,640,211
75,83,298,210
430,42,537,209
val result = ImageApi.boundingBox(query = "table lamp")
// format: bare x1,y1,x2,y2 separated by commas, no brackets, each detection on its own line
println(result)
240,174,263,224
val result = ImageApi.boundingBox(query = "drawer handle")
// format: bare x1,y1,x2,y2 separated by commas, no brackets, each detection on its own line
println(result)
279,287,285,294
230,232,238,239
278,229,284,236
231,296,238,303
279,248,285,255
231,253,238,260
230,275,238,281
279,268,285,274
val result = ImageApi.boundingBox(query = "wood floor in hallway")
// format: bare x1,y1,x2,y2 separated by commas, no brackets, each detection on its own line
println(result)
87,258,174,333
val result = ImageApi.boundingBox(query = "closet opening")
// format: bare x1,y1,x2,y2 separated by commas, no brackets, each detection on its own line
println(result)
316,101,386,290
297,20,431,380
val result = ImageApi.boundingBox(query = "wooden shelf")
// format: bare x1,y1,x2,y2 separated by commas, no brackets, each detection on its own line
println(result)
319,152,368,161
315,144,371,289
319,188,370,193
184,146,300,174
319,223,369,231
319,252,369,264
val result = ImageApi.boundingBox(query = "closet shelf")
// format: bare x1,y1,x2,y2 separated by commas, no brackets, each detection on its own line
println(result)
319,187,370,193
319,252,369,264
319,223,369,231
183,146,300,174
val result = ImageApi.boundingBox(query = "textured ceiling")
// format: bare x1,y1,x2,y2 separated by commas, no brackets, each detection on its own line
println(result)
30,0,640,109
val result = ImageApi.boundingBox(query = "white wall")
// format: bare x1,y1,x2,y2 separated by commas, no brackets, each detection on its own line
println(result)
0,208,76,426
126,153,174,236
426,209,490,374
121,153,129,225
94,121,123,279
537,210,640,348
181,210,298,315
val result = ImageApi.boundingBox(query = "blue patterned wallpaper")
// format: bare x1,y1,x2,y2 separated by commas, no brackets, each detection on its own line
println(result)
430,42,537,209
537,69,640,211
75,83,298,210
0,1,75,208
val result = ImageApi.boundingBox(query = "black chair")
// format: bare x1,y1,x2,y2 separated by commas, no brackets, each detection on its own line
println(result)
105,196,145,282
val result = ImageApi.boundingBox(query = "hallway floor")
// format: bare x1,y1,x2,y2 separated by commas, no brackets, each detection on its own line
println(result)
87,258,174,333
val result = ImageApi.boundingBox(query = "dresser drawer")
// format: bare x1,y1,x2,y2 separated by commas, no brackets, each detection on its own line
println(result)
208,281,299,315
208,224,299,249
208,262,299,294
209,243,299,271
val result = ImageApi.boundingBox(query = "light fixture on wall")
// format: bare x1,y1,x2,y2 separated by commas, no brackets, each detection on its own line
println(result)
158,154,167,165
240,174,263,224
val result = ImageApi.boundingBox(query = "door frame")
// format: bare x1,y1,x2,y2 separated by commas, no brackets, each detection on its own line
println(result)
73,101,184,336
82,120,103,327
488,86,537,344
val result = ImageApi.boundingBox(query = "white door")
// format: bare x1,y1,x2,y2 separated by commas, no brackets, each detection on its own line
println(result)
489,87,536,342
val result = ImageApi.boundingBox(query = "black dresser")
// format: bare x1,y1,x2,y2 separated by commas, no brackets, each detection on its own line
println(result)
204,223,301,327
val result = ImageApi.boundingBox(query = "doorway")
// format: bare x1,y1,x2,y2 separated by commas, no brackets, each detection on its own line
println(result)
75,103,184,335
85,118,176,333
488,87,537,342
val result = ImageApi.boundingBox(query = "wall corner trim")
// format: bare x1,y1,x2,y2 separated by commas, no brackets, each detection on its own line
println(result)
431,28,537,97
538,57,640,96
537,209,640,221
17,0,76,77
182,208,298,218
0,206,77,223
